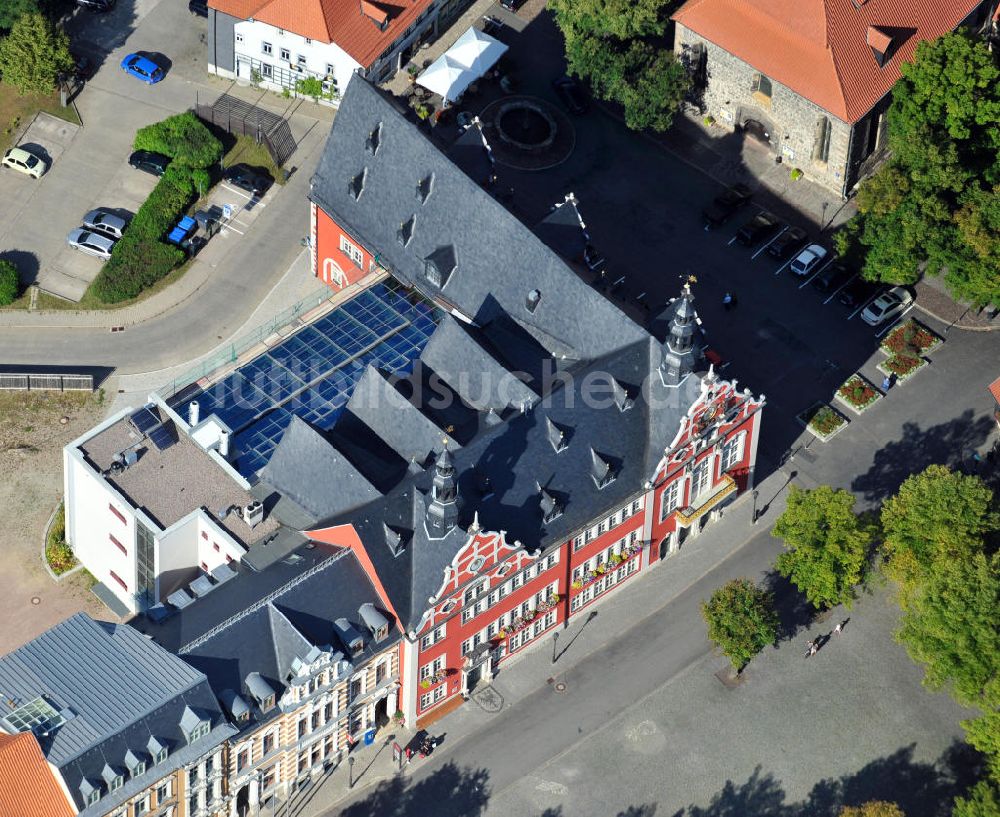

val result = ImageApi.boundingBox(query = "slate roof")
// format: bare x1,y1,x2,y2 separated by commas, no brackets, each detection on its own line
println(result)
258,415,381,523
310,77,647,361
0,615,233,815
533,196,588,261
0,732,74,817
672,0,983,122
134,547,399,730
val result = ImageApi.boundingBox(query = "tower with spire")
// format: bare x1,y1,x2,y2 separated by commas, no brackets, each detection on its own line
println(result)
425,443,459,537
659,282,705,387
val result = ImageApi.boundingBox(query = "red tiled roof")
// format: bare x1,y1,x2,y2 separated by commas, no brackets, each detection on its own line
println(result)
0,733,75,817
209,0,433,68
988,376,1000,405
672,0,982,122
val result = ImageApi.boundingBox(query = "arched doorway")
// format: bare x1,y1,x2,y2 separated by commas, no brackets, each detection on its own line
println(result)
742,118,771,146
236,784,250,817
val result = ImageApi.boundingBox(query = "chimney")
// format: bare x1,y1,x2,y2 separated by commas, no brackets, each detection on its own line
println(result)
188,400,200,427
242,501,264,529
218,430,230,458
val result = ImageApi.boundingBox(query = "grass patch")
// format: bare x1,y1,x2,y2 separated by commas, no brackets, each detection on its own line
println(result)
0,81,79,151
45,501,75,575
222,134,285,184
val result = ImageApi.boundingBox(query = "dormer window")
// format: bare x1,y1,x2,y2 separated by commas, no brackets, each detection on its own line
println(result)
611,378,634,412
87,790,100,806
525,289,541,313
111,775,124,792
424,244,456,288
540,488,563,524
366,123,382,155
348,168,366,200
591,448,617,489
397,214,415,247
125,750,146,779
260,696,275,712
546,417,568,453
359,603,390,643
416,173,434,204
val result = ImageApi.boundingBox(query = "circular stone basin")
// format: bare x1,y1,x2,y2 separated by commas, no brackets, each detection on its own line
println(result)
495,101,557,152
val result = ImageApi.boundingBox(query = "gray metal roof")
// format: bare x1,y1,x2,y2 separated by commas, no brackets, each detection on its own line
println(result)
258,415,381,522
0,614,233,814
310,77,646,362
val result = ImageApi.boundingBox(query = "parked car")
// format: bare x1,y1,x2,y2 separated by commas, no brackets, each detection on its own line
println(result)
499,0,522,10
223,164,273,196
735,211,781,246
552,76,588,115
67,228,116,260
789,244,828,276
2,146,46,179
767,226,808,259
188,0,208,15
811,262,853,293
121,53,164,84
76,0,115,11
129,150,170,176
861,285,914,326
82,208,127,240
837,276,882,309
702,183,752,227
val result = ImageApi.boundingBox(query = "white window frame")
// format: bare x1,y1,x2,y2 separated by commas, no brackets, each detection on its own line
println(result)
660,479,682,521
279,46,290,61
722,433,746,470
339,235,364,267
262,41,273,55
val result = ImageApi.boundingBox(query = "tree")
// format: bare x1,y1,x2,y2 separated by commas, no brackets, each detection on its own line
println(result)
880,465,996,598
0,11,72,94
840,803,905,817
895,551,1000,706
962,679,1000,783
551,0,689,133
701,578,778,671
0,259,19,305
0,0,38,32
772,485,874,609
952,781,1000,817
847,32,1000,307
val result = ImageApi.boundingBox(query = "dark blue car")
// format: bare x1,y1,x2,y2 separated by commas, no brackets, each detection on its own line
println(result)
121,54,164,84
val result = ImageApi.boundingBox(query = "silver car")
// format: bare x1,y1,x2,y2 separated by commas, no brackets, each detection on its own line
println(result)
67,228,116,260
790,243,828,276
861,285,914,326
82,208,127,240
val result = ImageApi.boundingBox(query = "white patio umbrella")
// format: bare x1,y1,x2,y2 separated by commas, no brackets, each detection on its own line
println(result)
447,26,508,77
416,54,474,104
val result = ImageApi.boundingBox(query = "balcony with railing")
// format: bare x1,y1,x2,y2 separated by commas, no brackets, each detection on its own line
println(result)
675,474,737,526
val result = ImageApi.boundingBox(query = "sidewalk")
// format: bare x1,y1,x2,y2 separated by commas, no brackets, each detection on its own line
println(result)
285,465,798,817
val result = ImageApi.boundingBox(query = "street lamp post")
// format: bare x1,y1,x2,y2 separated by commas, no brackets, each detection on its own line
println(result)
751,489,759,524
348,756,355,789
552,631,559,664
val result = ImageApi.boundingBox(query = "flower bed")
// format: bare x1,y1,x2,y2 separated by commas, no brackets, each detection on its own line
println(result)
571,545,642,591
877,354,926,383
797,402,848,442
834,374,882,414
880,319,941,357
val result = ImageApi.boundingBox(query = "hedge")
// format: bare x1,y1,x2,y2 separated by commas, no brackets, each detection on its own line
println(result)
91,113,223,303
90,165,192,302
0,259,19,305
133,111,223,169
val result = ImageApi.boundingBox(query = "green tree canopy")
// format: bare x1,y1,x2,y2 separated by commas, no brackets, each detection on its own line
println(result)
880,465,996,597
0,11,72,94
896,551,1000,706
701,578,778,671
0,259,19,305
962,679,1000,783
551,0,689,133
952,781,1000,817
0,0,38,32
847,32,1000,307
772,485,874,609
840,803,905,817
133,111,223,169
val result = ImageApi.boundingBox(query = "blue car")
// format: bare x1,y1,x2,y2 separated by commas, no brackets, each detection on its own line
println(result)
121,53,164,84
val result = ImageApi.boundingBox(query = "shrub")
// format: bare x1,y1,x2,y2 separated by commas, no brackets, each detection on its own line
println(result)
790,167,803,180
0,259,19,305
46,503,75,575
703,115,715,126
133,111,222,169
884,355,922,377
0,12,73,94
295,76,323,101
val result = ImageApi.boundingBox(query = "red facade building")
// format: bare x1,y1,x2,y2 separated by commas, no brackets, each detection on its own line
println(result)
300,77,765,727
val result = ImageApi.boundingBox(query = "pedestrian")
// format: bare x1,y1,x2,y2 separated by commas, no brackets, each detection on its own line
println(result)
881,374,891,392
809,642,819,657
804,639,816,658
723,292,733,311
833,622,843,636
